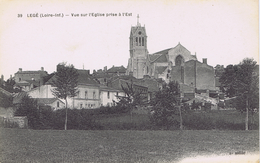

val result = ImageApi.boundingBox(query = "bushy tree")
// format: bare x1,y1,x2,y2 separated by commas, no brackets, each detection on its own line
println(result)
116,82,147,121
0,91,13,108
51,63,79,130
14,95,39,129
150,81,183,129
219,58,258,130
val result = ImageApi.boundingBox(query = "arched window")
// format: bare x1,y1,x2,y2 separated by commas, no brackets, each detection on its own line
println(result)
175,55,184,66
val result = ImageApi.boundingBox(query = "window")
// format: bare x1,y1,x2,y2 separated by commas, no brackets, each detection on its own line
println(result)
85,91,88,99
107,91,110,99
136,37,138,46
175,55,184,66
19,78,21,81
57,101,59,107
93,91,96,99
139,37,141,46
77,91,80,98
142,37,144,46
80,103,83,109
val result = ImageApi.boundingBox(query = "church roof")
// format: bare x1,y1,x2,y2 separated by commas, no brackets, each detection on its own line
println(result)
153,48,172,55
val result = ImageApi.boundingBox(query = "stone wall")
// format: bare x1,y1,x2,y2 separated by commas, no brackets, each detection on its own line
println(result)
2,116,28,129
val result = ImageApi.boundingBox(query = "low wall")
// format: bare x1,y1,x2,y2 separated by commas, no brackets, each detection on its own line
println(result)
1,116,28,129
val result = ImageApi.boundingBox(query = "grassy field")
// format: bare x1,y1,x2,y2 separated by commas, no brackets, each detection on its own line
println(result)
0,128,258,163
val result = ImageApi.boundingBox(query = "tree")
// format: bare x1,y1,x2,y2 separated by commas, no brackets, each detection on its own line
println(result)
220,58,258,130
51,63,79,130
0,91,13,108
14,95,39,129
150,81,182,129
116,81,147,121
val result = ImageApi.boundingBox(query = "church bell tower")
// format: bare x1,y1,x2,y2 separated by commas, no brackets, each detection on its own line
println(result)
127,15,148,78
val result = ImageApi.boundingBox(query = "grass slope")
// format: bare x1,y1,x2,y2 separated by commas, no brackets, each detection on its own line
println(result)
0,128,258,163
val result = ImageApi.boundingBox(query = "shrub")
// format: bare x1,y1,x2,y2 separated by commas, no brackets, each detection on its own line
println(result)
51,108,102,130
150,106,179,130
183,113,214,130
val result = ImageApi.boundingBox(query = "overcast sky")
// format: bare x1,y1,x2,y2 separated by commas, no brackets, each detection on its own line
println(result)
0,0,258,79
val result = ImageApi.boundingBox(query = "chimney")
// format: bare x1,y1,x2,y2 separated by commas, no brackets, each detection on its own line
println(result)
41,67,44,71
1,75,3,81
19,68,22,72
57,64,64,72
203,58,207,64
10,75,12,80
104,66,107,72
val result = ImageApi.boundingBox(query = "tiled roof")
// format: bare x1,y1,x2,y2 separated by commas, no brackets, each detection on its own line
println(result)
36,98,64,105
111,75,137,82
14,80,40,87
0,87,12,96
46,69,99,86
25,80,40,86
13,92,27,104
14,81,31,86
99,85,122,92
15,71,48,76
107,66,126,73
77,70,99,85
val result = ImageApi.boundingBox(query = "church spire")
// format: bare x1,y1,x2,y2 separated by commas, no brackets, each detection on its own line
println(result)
137,14,141,26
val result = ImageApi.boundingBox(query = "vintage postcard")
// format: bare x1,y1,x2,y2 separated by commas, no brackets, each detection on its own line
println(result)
0,0,258,162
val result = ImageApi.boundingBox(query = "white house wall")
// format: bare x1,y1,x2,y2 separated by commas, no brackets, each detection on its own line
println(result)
67,85,100,109
27,85,55,98
100,90,123,106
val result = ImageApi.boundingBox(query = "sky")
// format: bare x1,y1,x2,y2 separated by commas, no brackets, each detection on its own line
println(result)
0,0,258,79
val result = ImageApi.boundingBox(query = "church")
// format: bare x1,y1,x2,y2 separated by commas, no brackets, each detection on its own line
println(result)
126,18,217,98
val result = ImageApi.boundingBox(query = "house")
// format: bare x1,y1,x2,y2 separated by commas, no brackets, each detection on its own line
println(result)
45,68,101,109
36,98,65,110
14,67,48,83
106,65,126,76
14,80,40,92
108,75,149,103
92,66,127,86
99,85,125,106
